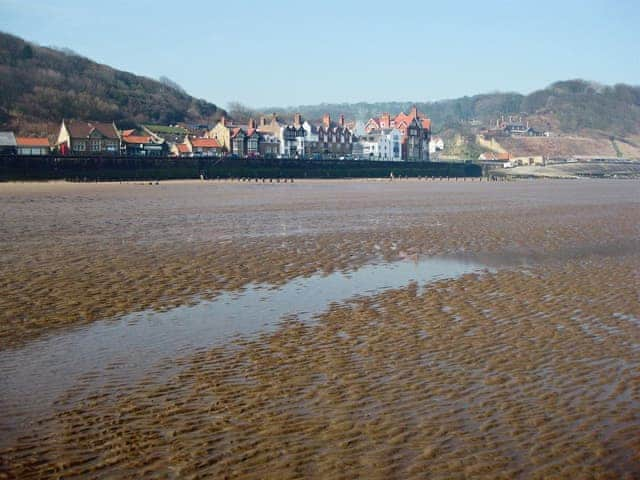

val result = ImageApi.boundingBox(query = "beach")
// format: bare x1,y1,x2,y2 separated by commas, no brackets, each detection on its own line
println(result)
0,178,639,479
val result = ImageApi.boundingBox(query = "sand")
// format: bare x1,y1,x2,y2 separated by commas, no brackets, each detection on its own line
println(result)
0,178,639,479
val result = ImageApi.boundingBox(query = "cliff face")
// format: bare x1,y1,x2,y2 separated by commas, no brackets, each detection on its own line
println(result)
495,136,621,159
0,32,225,135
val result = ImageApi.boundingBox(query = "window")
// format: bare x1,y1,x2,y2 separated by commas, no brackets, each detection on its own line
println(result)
90,139,100,151
233,138,244,155
75,141,86,151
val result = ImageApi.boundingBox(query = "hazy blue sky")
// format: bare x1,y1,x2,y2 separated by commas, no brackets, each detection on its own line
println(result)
2,0,639,108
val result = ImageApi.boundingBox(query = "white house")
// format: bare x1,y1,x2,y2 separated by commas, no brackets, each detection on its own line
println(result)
300,120,319,155
429,136,444,154
355,128,402,161
279,125,306,156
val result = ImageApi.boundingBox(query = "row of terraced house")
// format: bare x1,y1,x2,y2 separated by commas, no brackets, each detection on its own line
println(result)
1,106,433,161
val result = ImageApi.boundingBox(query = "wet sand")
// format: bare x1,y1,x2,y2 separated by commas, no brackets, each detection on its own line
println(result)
1,179,639,478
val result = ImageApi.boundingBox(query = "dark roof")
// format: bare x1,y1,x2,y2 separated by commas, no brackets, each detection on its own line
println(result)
230,127,246,138
65,120,119,139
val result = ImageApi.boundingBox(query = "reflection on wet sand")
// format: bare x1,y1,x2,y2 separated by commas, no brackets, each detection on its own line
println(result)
2,255,639,479
1,179,639,479
0,256,486,441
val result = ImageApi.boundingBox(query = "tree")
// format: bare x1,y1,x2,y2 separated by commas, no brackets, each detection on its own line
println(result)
21,45,33,60
158,76,186,94
227,102,259,123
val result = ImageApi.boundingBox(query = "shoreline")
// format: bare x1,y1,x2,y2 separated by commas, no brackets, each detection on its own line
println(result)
2,175,638,188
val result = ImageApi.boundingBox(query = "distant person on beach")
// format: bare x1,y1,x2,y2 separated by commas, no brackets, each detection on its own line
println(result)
390,172,394,181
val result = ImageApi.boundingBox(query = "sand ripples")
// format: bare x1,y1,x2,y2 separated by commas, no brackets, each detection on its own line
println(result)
1,180,639,347
2,256,639,479
1,179,639,478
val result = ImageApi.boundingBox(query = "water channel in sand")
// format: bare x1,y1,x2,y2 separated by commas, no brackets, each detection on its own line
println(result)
0,256,487,445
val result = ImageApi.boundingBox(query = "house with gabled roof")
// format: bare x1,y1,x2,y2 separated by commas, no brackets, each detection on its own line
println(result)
171,143,192,157
207,117,237,153
56,120,120,154
258,113,304,157
209,116,287,157
230,128,247,157
245,125,261,157
316,113,354,157
364,106,431,161
209,117,267,157
184,136,222,157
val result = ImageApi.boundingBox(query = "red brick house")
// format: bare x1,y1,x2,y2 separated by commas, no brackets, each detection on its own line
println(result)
365,106,431,161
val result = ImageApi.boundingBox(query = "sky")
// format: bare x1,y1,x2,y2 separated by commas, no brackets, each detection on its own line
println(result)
2,0,639,109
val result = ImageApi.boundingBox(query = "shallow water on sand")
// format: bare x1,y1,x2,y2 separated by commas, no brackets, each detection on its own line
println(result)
1,180,639,479
0,256,486,445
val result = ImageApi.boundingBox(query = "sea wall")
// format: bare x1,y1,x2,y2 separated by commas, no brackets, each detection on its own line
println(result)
0,156,481,181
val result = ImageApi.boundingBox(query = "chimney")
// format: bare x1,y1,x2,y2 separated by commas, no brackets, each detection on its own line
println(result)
220,116,226,126
411,106,418,118
294,113,302,126
322,113,331,128
248,118,256,129
382,112,391,128
260,116,268,127
339,114,345,127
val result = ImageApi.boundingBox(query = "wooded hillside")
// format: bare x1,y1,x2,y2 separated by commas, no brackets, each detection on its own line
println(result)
267,80,640,138
0,32,225,134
